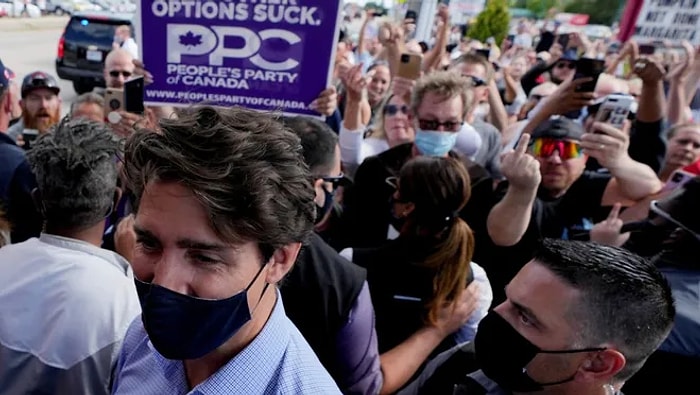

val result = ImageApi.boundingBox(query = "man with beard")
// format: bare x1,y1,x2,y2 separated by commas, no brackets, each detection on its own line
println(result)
7,71,61,143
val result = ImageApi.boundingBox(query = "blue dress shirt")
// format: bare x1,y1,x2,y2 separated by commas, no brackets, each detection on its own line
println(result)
112,290,341,395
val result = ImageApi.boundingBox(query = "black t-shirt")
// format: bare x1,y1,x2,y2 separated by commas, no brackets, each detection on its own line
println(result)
479,171,612,305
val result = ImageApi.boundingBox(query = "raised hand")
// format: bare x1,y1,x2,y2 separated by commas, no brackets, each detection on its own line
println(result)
580,122,631,171
590,203,630,247
501,133,541,191
309,86,338,117
433,281,479,336
391,76,416,103
340,64,369,103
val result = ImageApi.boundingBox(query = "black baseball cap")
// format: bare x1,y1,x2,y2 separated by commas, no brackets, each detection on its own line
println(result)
530,116,584,141
21,71,60,98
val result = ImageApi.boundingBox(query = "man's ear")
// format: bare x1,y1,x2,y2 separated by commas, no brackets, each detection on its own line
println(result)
578,349,626,383
265,243,302,284
1,93,11,114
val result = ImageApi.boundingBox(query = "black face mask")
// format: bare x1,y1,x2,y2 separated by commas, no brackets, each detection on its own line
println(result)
315,185,335,225
474,311,606,392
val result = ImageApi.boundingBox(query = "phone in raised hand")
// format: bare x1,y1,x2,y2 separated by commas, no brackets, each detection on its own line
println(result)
594,94,635,132
574,58,606,92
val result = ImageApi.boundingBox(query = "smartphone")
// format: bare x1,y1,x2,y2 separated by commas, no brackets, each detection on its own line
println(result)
661,169,696,192
556,34,569,48
397,53,422,80
104,87,124,119
475,49,490,60
405,10,417,21
639,44,656,55
124,76,145,114
574,58,606,92
22,129,39,150
594,94,635,130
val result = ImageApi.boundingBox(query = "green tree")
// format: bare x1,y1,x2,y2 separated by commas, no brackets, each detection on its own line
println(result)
467,0,511,44
563,0,625,25
525,0,558,18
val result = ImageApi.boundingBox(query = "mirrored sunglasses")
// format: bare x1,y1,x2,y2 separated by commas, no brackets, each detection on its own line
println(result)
530,138,583,160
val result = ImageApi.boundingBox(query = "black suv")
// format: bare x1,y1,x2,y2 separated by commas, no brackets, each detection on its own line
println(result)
55,11,134,94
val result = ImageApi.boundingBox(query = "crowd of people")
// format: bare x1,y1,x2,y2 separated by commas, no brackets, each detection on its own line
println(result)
0,5,698,395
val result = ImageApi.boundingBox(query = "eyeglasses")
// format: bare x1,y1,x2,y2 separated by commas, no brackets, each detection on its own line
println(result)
418,119,463,132
530,138,583,160
320,173,349,190
555,61,576,70
384,104,409,116
464,75,487,87
109,70,132,78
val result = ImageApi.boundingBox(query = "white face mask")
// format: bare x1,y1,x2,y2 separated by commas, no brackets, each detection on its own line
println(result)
472,103,490,121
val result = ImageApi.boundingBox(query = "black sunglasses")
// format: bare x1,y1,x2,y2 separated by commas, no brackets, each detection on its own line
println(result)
418,119,463,132
464,75,487,87
109,70,133,78
384,104,409,116
555,61,576,70
321,173,349,189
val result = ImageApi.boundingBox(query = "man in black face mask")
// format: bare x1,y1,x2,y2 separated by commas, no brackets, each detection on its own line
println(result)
111,106,340,394
398,238,675,395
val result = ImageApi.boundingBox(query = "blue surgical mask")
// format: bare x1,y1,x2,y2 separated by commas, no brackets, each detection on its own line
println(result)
414,129,458,157
134,264,268,360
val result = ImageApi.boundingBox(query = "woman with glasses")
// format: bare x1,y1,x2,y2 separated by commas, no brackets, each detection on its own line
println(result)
341,156,492,357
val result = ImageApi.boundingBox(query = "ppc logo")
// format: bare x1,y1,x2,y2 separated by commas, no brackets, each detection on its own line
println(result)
167,24,301,71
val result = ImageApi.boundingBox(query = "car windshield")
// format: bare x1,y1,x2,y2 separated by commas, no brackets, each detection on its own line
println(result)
64,17,128,46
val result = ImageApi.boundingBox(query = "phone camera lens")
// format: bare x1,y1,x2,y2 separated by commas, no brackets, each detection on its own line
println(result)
109,99,121,110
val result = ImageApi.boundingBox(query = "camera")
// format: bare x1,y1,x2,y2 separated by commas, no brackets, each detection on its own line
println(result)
109,98,121,111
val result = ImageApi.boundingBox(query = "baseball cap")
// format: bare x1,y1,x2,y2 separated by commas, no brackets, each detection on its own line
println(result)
0,58,15,91
530,116,584,141
560,49,579,62
21,71,60,98
650,176,700,239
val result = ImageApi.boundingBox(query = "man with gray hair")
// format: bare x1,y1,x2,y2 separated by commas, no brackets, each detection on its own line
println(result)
71,92,105,123
0,118,141,394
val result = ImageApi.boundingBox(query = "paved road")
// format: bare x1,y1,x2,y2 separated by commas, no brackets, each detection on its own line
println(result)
0,23,75,116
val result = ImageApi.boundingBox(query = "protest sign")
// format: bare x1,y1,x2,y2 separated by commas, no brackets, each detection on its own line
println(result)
633,0,700,45
135,0,342,116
